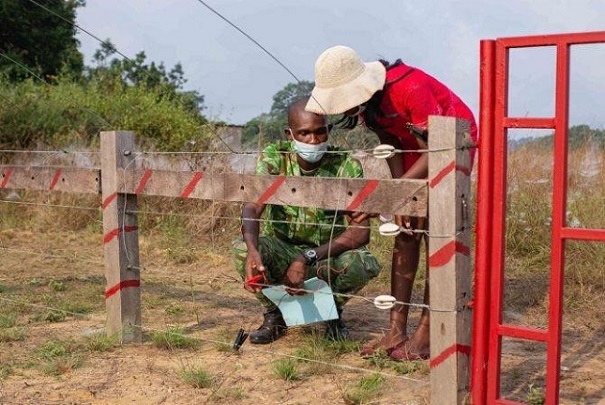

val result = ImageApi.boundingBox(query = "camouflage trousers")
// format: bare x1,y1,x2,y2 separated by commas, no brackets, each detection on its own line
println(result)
232,235,381,310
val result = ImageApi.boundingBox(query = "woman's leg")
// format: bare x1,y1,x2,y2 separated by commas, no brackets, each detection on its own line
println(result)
390,235,430,359
363,231,421,352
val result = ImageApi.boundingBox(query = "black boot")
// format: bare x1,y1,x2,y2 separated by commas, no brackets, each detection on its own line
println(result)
249,308,287,344
324,310,350,341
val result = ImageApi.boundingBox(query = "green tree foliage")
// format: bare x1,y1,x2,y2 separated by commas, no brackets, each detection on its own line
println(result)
0,32,211,151
0,77,212,151
270,81,315,118
0,0,84,81
85,41,205,116
242,80,314,147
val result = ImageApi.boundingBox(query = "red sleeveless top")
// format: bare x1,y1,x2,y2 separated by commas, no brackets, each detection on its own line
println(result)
368,63,478,172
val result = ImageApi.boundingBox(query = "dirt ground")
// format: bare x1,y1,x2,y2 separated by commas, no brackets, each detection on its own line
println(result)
0,229,604,404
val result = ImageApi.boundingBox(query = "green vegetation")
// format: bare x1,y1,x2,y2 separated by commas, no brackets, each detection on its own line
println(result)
0,313,17,328
86,333,118,352
150,326,198,350
1,3,211,151
242,80,314,146
0,327,25,342
0,77,212,150
181,365,214,388
272,358,301,381
0,0,83,81
526,384,546,405
213,328,236,353
293,334,338,375
36,339,85,376
342,373,385,404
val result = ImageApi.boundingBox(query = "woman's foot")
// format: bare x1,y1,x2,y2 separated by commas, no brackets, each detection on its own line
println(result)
388,331,430,361
360,333,408,357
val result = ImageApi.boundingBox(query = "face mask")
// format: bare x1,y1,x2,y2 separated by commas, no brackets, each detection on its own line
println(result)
292,139,328,163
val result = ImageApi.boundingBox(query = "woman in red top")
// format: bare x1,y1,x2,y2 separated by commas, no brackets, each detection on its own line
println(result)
306,45,477,360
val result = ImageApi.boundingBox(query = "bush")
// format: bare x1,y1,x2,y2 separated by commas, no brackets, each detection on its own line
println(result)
0,76,213,151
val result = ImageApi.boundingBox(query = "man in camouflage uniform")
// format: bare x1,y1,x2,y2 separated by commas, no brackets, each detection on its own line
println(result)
233,96,381,344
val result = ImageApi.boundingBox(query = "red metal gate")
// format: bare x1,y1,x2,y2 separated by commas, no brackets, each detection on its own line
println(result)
472,31,605,404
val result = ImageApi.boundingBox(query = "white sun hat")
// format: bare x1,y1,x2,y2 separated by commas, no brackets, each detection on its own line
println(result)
306,45,386,115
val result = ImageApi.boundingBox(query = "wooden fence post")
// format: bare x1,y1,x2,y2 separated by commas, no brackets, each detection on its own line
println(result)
427,116,472,404
100,131,142,343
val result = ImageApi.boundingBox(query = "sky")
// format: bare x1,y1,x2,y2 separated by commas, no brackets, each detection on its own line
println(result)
76,0,605,128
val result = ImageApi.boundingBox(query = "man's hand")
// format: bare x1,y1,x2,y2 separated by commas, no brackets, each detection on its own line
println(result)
244,249,266,294
283,259,306,296
349,212,378,224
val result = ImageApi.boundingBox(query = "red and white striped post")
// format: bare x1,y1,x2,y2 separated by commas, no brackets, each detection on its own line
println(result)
100,131,142,343
427,116,473,404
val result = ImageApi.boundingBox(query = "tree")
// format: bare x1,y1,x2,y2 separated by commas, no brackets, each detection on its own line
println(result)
269,81,314,118
85,41,205,116
242,80,314,146
0,0,84,81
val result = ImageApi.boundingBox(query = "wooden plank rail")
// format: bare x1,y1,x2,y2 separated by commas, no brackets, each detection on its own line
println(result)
0,165,100,194
118,170,428,217
0,166,427,216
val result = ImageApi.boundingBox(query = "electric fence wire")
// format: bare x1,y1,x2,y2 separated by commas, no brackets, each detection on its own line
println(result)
192,0,301,84
0,199,99,212
0,149,99,156
0,245,104,267
0,236,451,315
125,323,430,384
0,289,430,384
86,145,467,156
3,2,464,375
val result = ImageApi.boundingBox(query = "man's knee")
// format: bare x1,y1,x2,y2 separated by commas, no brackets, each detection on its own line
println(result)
337,250,381,284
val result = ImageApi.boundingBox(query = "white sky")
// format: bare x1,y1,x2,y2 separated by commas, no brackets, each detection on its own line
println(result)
76,0,605,127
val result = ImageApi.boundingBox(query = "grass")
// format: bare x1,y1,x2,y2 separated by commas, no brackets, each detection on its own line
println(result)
392,360,429,376
181,365,214,389
526,384,546,405
86,333,119,352
0,327,25,342
292,334,339,375
503,143,605,328
0,363,13,380
36,339,85,376
213,327,237,353
342,373,385,404
272,358,301,381
150,326,198,350
213,386,245,400
0,313,17,328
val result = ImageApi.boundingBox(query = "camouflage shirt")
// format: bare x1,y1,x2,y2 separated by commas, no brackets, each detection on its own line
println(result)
257,141,363,247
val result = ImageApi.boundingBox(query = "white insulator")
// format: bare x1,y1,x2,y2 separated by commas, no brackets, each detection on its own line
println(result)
372,144,396,159
378,222,401,237
374,294,397,310
379,214,394,223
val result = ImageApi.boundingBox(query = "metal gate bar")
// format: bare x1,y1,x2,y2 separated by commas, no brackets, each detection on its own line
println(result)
473,30,605,405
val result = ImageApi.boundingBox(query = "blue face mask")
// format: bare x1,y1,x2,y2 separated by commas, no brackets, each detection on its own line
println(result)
292,139,328,163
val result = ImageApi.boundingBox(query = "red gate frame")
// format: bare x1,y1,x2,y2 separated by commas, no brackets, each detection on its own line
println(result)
472,31,605,405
